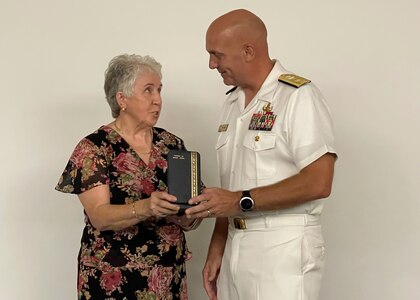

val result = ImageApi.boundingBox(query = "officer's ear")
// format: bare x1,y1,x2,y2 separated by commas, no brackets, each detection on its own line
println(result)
243,44,255,62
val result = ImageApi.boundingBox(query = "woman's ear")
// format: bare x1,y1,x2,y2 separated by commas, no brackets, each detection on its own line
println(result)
116,91,126,108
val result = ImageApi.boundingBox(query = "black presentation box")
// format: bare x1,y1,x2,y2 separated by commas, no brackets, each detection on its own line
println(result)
167,149,201,213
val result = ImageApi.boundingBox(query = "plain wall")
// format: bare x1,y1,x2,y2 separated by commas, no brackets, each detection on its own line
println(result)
1,0,419,299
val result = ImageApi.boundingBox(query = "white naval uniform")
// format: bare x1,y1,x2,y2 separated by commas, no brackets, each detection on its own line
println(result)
215,60,337,300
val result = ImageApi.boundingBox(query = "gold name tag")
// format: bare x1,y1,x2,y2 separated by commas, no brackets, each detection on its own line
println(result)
218,124,229,132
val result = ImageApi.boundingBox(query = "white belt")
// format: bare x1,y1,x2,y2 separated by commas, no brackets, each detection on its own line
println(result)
229,214,321,230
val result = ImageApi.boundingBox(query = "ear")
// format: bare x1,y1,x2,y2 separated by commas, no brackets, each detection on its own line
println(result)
243,44,255,62
115,91,126,108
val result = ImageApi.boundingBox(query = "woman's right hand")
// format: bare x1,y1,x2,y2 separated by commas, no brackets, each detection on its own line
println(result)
139,191,180,218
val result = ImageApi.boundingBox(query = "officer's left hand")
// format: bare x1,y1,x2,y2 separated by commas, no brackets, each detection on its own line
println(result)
185,187,241,218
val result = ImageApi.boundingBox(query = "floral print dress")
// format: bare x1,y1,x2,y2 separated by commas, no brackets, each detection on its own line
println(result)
56,125,191,300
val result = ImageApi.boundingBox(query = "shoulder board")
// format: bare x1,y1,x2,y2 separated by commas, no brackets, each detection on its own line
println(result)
225,86,238,95
278,74,311,88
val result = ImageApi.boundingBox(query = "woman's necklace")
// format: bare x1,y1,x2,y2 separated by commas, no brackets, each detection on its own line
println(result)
113,121,152,155
113,121,122,134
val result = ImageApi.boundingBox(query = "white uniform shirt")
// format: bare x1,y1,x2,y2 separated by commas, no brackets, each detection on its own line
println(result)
215,60,337,216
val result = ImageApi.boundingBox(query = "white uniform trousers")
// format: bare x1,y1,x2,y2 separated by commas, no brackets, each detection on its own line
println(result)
217,214,325,300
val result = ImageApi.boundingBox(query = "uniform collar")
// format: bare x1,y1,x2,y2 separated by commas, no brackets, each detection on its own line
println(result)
226,86,240,103
254,59,289,104
225,59,290,105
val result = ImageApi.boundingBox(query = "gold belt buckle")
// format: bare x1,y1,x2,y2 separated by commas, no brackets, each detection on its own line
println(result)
233,218,247,229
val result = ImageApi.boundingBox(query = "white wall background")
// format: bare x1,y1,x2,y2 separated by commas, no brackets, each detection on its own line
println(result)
1,0,419,299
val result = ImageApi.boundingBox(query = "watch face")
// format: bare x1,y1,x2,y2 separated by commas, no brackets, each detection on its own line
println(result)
240,197,254,211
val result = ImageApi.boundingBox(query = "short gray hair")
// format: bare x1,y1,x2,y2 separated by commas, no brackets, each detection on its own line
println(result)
104,54,162,118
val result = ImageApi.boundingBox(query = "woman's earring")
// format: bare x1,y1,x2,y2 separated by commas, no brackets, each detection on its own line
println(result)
121,107,126,112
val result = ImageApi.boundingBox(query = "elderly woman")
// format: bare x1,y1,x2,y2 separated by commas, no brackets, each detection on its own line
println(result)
56,54,201,300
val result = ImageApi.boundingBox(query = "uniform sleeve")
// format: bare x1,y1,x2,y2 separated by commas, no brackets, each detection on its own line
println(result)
55,138,110,194
285,84,337,170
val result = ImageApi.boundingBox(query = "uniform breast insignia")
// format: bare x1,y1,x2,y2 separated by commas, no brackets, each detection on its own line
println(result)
248,103,277,131
218,124,229,132
278,74,311,88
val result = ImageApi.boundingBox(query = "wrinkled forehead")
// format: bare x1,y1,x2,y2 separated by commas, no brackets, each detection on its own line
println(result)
206,25,242,52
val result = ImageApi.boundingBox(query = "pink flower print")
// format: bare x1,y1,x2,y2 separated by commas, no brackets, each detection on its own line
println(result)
155,158,167,170
77,273,84,293
113,152,139,174
180,277,188,300
71,139,96,169
125,176,155,195
128,178,143,194
100,268,123,294
158,225,181,246
140,178,155,195
147,266,173,298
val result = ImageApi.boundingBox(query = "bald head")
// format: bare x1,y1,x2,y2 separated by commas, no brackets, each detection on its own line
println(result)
206,9,273,92
207,9,268,47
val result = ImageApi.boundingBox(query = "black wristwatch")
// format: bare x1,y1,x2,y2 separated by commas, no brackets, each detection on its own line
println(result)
239,190,254,212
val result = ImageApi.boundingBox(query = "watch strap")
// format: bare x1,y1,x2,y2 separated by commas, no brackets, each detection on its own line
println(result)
242,190,251,198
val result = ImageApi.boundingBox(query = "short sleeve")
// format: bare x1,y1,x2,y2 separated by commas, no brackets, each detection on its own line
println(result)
55,138,110,194
285,85,337,170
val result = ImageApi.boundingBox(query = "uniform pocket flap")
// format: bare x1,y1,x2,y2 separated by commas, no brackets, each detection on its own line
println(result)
243,132,276,151
215,133,229,150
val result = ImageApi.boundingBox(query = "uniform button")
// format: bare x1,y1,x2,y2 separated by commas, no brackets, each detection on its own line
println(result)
255,136,260,142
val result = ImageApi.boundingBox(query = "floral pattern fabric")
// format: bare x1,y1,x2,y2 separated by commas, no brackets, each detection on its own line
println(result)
56,126,190,300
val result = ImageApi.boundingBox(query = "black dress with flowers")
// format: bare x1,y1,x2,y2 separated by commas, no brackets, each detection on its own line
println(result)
56,126,191,300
